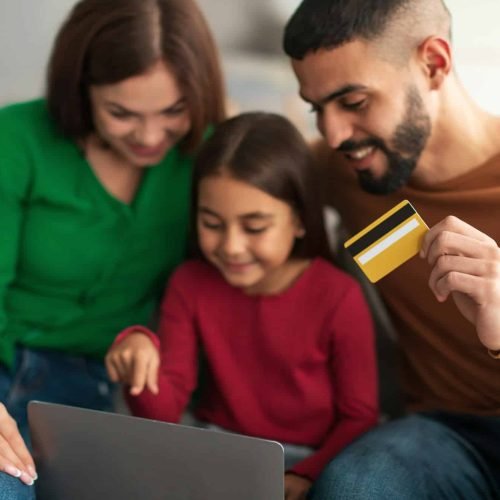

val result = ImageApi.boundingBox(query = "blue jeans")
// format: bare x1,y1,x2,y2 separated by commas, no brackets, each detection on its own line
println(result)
0,346,116,498
310,414,500,500
0,474,35,500
0,346,115,444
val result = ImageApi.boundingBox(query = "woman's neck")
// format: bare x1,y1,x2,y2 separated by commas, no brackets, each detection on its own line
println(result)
84,134,144,204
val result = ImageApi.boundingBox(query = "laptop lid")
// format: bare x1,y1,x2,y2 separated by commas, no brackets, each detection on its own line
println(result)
28,401,284,500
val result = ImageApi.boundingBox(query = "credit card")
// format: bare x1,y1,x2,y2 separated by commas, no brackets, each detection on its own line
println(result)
344,200,429,283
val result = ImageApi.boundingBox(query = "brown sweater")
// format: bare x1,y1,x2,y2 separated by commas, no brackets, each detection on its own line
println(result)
314,140,500,415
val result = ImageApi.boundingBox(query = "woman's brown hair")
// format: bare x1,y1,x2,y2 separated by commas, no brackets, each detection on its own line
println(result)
192,112,332,261
46,0,225,152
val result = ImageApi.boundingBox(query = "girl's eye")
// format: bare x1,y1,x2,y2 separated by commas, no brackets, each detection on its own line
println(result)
201,220,222,231
244,226,267,234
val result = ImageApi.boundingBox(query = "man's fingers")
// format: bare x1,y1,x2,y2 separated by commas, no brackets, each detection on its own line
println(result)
425,231,497,267
421,216,495,257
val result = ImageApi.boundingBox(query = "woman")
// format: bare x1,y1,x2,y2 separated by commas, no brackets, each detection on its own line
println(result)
0,0,225,494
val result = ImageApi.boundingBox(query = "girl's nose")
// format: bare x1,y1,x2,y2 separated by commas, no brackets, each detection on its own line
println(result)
221,227,246,256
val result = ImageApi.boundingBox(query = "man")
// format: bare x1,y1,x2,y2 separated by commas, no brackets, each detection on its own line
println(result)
284,0,500,498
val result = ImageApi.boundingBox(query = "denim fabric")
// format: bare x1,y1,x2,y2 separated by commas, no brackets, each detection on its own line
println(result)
0,346,116,445
0,473,35,500
310,414,499,500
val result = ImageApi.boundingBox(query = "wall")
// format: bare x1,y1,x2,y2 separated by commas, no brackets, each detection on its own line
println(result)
0,0,499,115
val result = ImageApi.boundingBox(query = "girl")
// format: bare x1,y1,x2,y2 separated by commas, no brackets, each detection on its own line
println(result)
106,112,378,500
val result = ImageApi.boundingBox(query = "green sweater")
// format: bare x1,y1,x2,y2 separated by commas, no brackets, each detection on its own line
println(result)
0,99,191,368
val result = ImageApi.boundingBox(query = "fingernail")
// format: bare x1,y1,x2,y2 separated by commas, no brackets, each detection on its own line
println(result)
27,465,38,480
20,472,34,486
4,465,22,478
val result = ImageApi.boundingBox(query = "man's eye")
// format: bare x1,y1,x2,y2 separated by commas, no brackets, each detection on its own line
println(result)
342,99,367,110
309,104,322,114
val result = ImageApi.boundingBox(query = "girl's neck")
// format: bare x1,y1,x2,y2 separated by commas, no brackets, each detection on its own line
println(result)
244,258,312,296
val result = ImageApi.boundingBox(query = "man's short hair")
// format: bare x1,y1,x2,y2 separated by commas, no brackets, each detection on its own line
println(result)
283,0,451,63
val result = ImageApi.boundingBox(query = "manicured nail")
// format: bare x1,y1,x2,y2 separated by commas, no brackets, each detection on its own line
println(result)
4,465,22,477
20,472,34,486
27,465,38,480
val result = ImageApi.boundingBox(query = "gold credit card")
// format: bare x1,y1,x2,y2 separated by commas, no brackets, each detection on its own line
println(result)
344,200,429,283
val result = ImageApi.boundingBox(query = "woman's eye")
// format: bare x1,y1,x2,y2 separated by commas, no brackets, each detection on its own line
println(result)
109,110,133,120
163,106,186,116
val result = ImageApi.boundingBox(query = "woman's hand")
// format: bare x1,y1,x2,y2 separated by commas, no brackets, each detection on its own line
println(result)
0,403,37,485
284,473,312,500
105,332,160,395
421,216,500,350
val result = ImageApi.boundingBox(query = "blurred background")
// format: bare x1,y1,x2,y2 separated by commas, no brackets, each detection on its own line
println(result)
1,0,499,139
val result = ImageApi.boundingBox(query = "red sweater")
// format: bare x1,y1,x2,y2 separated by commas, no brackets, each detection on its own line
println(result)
118,258,378,480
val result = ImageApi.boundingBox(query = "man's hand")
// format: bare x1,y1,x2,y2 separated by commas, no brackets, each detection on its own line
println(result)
284,473,312,500
420,216,500,350
105,332,160,395
0,403,37,485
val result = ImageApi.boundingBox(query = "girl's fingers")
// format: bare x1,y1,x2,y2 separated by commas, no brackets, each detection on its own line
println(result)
105,356,120,382
129,353,149,396
146,355,160,395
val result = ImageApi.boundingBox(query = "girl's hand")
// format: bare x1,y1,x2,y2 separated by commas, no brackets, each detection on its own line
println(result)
420,216,500,350
284,473,312,500
105,332,160,396
0,403,37,485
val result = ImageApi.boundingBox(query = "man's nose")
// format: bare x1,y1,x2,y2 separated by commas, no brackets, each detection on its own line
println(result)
320,110,354,150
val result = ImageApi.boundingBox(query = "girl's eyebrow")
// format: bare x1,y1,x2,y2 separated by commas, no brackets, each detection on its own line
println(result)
240,213,274,221
198,206,274,220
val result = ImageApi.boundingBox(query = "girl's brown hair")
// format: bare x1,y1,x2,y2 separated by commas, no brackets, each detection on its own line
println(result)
192,112,332,260
46,0,225,152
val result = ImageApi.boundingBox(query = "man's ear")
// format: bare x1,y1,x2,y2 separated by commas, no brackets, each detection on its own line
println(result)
417,36,452,90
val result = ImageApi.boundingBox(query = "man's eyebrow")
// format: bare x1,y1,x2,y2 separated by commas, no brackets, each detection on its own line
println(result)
301,84,368,107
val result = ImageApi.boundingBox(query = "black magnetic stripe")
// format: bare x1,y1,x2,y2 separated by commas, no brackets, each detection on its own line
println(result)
346,203,416,256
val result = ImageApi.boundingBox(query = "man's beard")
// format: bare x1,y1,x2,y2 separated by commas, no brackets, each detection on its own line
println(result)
338,86,431,195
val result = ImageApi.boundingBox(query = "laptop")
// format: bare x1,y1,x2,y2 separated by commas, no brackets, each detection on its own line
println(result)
28,401,284,500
